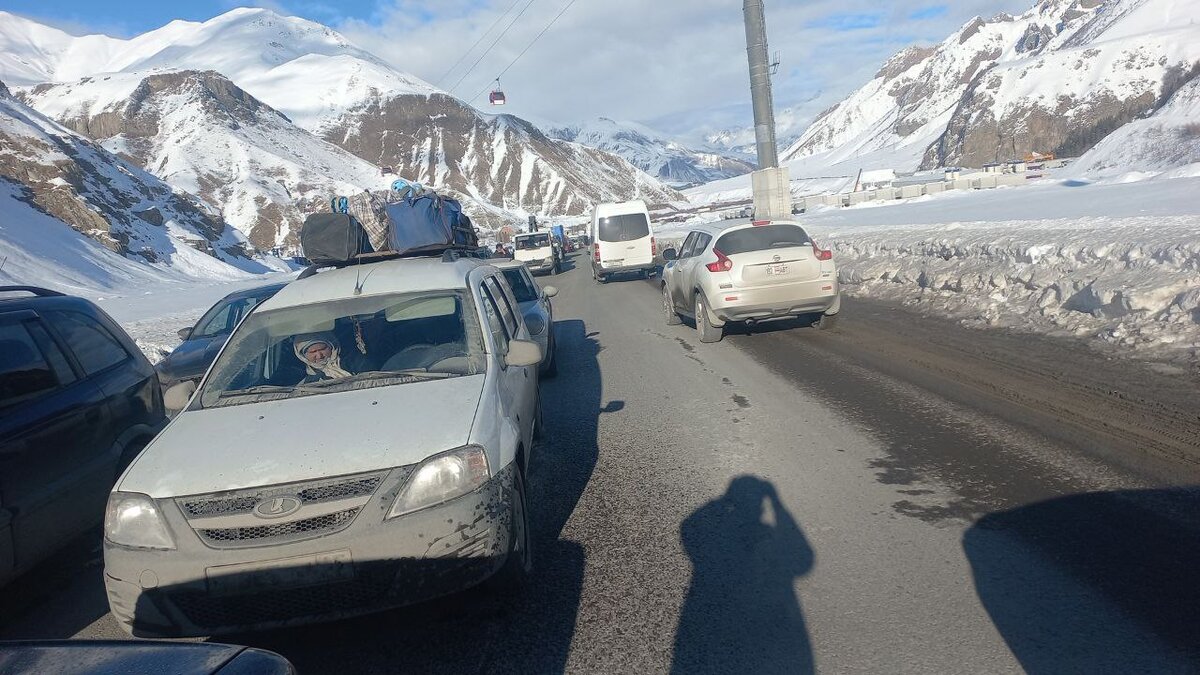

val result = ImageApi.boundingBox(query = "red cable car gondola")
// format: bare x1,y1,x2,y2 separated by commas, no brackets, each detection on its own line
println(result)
489,78,506,106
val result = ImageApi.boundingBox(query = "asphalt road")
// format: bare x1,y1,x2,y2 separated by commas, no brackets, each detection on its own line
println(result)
3,252,1199,673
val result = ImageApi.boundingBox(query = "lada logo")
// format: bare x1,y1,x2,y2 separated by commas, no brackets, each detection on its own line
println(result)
253,495,302,519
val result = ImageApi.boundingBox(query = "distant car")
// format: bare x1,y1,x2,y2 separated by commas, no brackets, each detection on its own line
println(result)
156,283,287,388
495,260,558,376
0,286,167,588
0,640,294,675
738,206,754,219
660,220,840,342
104,256,541,637
513,232,560,275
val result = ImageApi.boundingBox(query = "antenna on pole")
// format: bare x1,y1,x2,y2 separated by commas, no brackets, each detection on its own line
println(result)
769,51,781,76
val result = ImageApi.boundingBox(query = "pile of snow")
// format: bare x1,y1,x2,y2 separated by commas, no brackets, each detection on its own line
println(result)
803,176,1200,369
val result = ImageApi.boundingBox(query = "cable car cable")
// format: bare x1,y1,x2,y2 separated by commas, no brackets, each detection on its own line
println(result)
436,0,524,87
469,0,580,104
447,0,540,96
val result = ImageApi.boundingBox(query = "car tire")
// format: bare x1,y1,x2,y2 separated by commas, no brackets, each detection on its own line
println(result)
695,294,723,343
541,340,557,378
663,285,682,325
597,274,608,284
817,313,839,331
487,468,532,592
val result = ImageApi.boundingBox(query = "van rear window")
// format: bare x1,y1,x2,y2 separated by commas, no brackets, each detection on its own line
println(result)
715,225,811,255
598,214,650,242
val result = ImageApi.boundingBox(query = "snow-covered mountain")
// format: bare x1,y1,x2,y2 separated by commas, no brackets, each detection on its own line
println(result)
781,0,1200,172
0,8,682,226
547,118,754,186
19,70,390,250
0,78,280,288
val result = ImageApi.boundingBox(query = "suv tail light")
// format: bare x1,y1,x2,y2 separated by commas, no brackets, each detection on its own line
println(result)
650,236,657,256
705,248,733,273
594,244,600,263
812,240,832,261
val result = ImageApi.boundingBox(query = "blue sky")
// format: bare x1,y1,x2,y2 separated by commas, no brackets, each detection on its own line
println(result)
3,0,1032,133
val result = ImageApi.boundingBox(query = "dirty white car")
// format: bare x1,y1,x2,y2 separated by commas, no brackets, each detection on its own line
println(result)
103,257,542,637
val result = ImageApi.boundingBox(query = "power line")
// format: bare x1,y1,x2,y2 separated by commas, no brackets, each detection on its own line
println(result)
468,0,581,105
447,0,540,96
436,0,523,87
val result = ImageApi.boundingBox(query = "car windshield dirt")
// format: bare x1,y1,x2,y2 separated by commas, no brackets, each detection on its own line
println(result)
501,269,538,303
515,234,551,250
191,295,267,339
198,290,485,408
715,225,811,255
598,214,650,242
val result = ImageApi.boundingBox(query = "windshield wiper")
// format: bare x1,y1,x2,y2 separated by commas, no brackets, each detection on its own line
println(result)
302,370,454,389
216,384,297,398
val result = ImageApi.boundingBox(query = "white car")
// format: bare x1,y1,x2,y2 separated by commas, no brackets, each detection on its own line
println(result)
513,232,560,275
660,219,840,342
103,257,542,637
590,200,657,283
494,260,558,377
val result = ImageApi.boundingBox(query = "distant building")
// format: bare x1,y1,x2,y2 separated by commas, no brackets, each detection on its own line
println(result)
857,168,896,191
983,163,1002,174
944,168,963,180
1005,160,1027,173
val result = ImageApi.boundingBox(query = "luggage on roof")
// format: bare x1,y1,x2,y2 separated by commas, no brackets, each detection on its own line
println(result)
383,191,478,255
300,213,374,265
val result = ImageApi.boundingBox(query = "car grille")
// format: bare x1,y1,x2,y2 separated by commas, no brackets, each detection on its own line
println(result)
196,508,360,545
175,469,403,549
178,473,387,518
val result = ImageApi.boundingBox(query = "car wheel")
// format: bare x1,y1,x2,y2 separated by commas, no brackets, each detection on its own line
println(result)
663,285,682,325
695,294,723,343
541,340,557,378
817,312,839,331
487,468,532,591
597,274,608,284
533,396,544,441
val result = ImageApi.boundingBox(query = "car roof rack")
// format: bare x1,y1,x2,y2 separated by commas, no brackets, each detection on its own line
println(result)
296,245,484,280
0,286,66,297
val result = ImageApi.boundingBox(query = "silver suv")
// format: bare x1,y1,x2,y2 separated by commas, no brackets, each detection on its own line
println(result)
660,220,840,342
103,257,542,637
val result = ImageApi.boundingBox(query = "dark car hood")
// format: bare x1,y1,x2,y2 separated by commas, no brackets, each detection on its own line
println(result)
0,640,293,675
157,335,224,383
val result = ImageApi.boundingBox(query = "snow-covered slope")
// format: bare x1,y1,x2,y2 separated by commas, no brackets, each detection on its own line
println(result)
548,118,753,186
1,8,681,219
0,79,284,289
20,70,389,249
782,0,1200,173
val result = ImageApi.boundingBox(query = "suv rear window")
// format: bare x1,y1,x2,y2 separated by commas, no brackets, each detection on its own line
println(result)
0,322,58,407
515,234,551,250
597,214,650,242
715,225,811,255
45,311,129,376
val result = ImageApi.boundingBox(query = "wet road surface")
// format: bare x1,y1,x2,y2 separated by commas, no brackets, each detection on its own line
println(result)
3,253,1199,673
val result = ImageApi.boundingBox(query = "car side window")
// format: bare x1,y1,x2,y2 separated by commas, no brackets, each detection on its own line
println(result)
0,321,60,407
479,284,510,355
678,232,698,259
45,310,130,376
25,320,77,386
694,233,713,256
485,277,519,338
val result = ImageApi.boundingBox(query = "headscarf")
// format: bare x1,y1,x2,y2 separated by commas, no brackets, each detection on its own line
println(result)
293,332,353,380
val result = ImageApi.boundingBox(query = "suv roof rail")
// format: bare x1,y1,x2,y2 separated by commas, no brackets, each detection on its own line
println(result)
0,285,66,297
296,245,483,280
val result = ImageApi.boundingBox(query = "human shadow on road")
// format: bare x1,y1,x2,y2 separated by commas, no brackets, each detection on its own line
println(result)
210,320,602,674
671,475,815,675
964,487,1200,672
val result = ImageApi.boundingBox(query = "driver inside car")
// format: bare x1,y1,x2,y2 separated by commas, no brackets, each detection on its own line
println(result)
293,332,355,383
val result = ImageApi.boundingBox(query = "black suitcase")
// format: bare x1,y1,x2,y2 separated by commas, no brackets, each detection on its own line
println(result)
300,213,374,265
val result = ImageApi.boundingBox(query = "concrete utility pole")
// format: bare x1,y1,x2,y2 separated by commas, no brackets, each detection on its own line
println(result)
743,0,791,219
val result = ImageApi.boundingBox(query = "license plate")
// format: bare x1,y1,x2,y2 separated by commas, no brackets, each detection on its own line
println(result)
207,550,353,595
765,263,789,276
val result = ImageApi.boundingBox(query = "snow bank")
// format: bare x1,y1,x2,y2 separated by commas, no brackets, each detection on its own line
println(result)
807,178,1200,369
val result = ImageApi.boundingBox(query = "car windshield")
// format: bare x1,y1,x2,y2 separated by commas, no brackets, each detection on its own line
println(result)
191,294,270,339
715,225,811,255
198,290,485,408
515,234,551,250
501,268,538,303
598,213,650,242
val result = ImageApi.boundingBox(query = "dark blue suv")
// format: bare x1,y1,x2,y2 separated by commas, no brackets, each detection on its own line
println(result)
0,287,166,587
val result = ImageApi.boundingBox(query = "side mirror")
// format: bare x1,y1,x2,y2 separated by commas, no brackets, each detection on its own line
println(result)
543,286,559,298
177,327,192,340
662,248,678,261
505,340,543,368
164,380,197,412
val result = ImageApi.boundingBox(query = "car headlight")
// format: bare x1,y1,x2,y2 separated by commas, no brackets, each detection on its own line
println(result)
104,492,176,550
524,313,546,335
387,446,490,519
